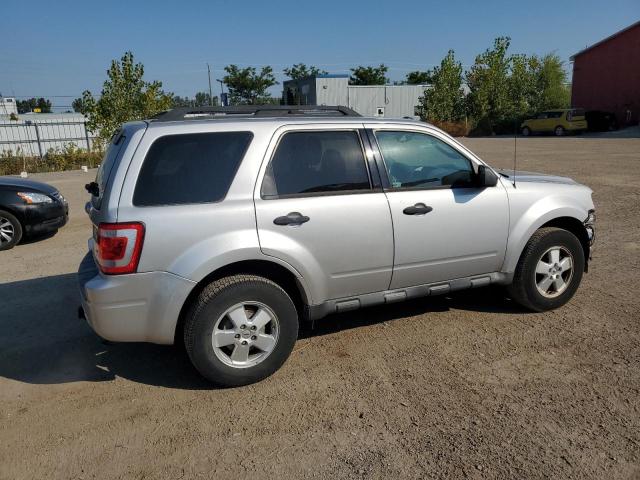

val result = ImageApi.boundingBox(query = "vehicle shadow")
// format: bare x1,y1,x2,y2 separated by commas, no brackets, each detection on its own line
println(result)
0,273,527,390
18,230,58,246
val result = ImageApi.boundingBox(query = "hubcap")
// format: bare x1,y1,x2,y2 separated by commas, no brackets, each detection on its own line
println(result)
211,302,279,368
0,217,15,244
535,246,574,298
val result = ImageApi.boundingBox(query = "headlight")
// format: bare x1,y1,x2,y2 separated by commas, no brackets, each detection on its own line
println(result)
17,192,53,204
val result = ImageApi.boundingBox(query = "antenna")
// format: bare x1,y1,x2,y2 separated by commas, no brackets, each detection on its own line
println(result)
513,119,517,188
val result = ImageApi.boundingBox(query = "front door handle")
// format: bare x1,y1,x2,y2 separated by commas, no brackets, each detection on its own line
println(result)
403,203,433,215
274,212,310,226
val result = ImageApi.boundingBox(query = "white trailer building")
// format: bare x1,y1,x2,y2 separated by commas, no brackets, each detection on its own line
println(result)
282,74,428,118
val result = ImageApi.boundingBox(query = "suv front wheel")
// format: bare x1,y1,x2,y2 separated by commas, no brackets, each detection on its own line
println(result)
184,275,299,387
507,227,585,312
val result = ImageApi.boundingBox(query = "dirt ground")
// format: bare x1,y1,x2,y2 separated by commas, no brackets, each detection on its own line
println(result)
1,134,639,479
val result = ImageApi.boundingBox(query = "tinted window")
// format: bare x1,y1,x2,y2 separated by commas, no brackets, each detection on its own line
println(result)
261,131,370,198
133,132,252,206
375,131,474,189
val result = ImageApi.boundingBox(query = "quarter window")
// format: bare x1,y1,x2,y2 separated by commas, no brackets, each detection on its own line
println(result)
261,131,371,198
375,131,475,189
133,132,252,206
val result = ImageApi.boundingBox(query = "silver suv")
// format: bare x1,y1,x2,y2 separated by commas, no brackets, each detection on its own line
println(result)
78,106,595,386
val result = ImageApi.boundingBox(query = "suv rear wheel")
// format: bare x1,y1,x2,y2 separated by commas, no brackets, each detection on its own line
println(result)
507,227,584,312
184,274,298,387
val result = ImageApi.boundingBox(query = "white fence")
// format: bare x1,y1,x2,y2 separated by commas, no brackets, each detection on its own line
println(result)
0,114,97,157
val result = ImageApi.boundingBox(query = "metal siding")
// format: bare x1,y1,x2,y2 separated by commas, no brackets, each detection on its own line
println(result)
347,85,426,117
315,77,349,106
571,22,640,126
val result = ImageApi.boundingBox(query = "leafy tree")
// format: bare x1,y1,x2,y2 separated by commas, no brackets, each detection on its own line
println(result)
171,92,218,107
349,64,388,85
406,70,432,85
81,52,173,144
534,53,570,111
416,50,466,123
507,53,540,118
72,97,89,114
223,65,278,105
16,97,52,113
465,37,512,133
283,63,328,80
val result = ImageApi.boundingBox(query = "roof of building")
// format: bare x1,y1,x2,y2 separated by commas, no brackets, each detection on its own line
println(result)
570,20,640,60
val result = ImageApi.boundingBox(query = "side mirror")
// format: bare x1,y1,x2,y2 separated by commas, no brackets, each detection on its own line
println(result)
477,165,498,187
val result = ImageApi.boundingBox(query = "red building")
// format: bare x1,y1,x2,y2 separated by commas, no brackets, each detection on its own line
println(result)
571,20,640,126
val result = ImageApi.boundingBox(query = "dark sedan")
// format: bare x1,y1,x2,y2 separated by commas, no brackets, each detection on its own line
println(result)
0,176,68,250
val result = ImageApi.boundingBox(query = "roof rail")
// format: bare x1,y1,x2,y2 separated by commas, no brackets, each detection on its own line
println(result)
151,105,361,122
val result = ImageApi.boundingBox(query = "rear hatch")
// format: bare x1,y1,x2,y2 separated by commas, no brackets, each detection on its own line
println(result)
85,122,147,251
567,108,587,128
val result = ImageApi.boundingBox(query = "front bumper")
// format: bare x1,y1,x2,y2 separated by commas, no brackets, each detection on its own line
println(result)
77,252,196,344
18,201,68,235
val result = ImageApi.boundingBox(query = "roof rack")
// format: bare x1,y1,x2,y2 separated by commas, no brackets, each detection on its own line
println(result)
152,105,361,122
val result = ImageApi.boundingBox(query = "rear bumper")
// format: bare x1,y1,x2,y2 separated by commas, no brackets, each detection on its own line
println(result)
77,252,196,344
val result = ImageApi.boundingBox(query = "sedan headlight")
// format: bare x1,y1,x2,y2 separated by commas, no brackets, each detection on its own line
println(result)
17,192,53,204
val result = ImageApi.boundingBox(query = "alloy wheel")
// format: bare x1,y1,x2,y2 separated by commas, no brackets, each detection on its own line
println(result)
534,246,574,298
0,217,15,245
211,302,279,368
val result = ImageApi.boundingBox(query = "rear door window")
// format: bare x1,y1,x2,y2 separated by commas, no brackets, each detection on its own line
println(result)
133,131,252,206
261,130,371,198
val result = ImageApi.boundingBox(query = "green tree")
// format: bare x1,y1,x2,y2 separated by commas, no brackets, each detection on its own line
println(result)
171,92,218,107
349,64,388,85
223,65,278,105
507,53,540,118
416,50,466,122
283,63,328,80
534,53,570,111
72,97,90,114
16,97,52,113
405,70,432,85
465,37,512,133
81,52,172,144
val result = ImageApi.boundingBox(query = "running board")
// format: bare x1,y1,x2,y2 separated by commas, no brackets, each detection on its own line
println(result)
307,272,508,321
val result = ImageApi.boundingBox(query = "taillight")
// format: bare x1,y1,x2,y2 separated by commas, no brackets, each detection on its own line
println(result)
95,222,145,275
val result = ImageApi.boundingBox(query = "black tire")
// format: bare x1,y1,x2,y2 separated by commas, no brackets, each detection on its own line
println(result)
507,227,584,312
184,274,298,387
554,126,565,136
522,126,531,136
0,210,22,251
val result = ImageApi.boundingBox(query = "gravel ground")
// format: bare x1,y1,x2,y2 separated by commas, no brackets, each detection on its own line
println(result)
1,135,639,479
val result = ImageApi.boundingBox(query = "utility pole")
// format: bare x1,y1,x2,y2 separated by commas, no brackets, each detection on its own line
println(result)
207,63,213,106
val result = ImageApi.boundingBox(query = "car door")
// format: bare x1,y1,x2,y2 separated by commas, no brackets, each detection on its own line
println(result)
529,112,547,132
366,125,509,289
254,126,394,304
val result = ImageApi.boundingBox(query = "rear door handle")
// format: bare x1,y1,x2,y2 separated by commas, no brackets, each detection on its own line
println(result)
274,212,310,226
403,203,433,215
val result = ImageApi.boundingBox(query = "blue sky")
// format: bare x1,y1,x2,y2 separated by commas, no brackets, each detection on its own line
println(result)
1,0,638,108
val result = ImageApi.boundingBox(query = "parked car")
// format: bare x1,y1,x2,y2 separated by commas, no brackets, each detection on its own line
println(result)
585,110,618,132
0,177,68,250
78,106,595,386
521,109,588,136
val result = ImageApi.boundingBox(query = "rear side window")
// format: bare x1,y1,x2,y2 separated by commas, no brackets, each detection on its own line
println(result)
261,130,371,198
133,132,252,206
92,131,125,209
